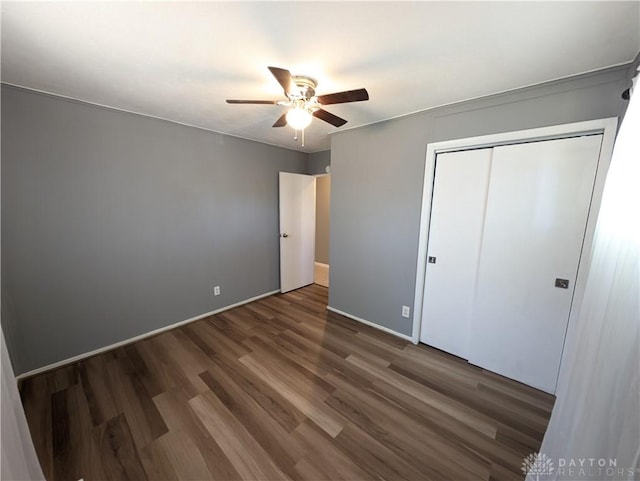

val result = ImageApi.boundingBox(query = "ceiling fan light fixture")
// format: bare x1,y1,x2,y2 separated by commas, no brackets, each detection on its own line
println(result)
286,106,312,130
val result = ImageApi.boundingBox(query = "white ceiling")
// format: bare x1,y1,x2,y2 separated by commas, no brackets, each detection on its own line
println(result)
2,2,639,153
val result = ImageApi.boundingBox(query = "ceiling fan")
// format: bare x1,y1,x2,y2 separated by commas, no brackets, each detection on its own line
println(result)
226,66,369,136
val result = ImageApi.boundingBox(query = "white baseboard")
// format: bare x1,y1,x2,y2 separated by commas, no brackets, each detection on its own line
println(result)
326,306,413,342
16,289,280,380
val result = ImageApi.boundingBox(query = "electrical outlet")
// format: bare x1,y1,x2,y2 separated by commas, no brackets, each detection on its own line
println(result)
214,286,221,296
402,305,410,318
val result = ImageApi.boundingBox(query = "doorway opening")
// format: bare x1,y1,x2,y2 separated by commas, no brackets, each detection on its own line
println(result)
314,174,330,287
278,171,330,294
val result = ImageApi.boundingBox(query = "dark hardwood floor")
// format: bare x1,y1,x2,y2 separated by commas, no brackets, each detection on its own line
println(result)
20,284,554,481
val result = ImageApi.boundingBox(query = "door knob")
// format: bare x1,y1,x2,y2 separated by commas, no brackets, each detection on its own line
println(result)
282,233,289,238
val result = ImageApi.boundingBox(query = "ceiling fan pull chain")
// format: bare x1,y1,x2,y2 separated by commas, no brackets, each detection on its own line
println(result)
302,128,305,148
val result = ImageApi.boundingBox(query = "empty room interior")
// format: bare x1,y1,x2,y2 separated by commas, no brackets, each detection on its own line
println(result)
1,2,639,480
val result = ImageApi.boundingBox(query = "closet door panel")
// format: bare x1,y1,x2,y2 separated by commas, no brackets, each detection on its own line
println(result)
468,135,602,393
420,148,492,359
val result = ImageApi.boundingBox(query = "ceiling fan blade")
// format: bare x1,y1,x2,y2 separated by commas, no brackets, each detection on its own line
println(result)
272,113,288,128
268,66,297,96
317,88,369,105
313,109,348,127
226,99,278,104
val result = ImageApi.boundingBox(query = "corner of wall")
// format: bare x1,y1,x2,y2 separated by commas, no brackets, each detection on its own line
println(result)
1,327,45,480
0,297,24,375
306,150,331,175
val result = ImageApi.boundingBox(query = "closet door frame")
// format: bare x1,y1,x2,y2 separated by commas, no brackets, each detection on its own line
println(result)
412,118,618,367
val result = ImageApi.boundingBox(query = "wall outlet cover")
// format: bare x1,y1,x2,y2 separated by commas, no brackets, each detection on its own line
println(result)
402,305,410,318
214,286,221,296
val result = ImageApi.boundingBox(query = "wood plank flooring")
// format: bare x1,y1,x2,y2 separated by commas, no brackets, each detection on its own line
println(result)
20,284,554,481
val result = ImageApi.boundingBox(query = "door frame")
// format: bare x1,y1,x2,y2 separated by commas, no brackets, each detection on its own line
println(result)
411,118,619,348
313,173,331,289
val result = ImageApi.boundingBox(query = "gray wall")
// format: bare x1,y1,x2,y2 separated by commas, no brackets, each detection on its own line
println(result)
1,85,307,374
328,64,635,337
315,175,330,265
307,150,330,175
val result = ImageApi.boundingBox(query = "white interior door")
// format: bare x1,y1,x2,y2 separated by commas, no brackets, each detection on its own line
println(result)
279,172,316,293
420,148,493,358
468,135,603,393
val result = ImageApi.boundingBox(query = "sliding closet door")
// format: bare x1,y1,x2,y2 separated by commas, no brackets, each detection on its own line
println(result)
420,149,492,359
468,135,603,393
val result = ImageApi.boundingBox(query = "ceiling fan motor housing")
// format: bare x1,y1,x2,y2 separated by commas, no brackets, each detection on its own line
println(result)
291,76,317,101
